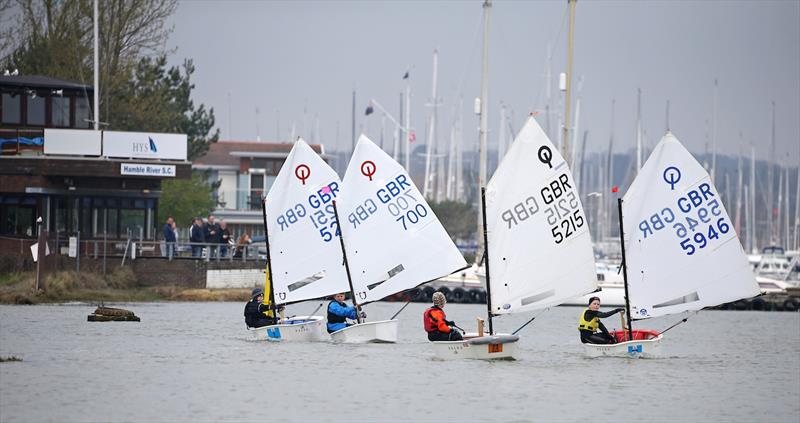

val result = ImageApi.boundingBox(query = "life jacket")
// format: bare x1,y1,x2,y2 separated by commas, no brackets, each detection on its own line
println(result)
578,308,599,332
327,300,348,324
423,306,447,333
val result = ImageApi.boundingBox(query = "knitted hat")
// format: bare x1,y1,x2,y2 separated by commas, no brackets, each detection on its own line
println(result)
432,291,446,308
252,288,264,298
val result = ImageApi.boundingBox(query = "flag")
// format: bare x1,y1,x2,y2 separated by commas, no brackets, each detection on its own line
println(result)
409,130,416,143
402,71,409,80
611,185,618,193
365,104,374,116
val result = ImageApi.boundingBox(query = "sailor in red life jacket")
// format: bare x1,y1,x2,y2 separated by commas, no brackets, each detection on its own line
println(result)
423,291,463,342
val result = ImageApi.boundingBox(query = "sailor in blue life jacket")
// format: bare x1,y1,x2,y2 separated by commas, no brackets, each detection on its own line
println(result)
244,288,278,328
327,293,366,333
578,296,624,344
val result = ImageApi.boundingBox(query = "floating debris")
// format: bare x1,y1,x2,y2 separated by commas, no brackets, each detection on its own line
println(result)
88,306,141,322
0,356,22,362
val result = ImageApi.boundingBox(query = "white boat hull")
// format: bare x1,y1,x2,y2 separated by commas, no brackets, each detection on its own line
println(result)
329,319,399,343
430,333,519,360
583,332,663,358
247,316,328,342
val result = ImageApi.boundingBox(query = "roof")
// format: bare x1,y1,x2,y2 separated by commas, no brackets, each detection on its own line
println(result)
194,140,324,167
0,75,93,91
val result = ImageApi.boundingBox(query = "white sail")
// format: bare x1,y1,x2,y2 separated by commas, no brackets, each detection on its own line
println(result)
622,133,760,320
338,134,467,303
486,116,597,315
265,139,350,304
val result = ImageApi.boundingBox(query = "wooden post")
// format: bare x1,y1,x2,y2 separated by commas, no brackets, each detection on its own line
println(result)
619,308,627,342
477,317,485,337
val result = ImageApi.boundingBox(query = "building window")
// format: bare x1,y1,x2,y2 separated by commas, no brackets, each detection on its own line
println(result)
75,96,91,128
2,93,21,124
0,205,36,237
52,97,70,127
26,93,45,126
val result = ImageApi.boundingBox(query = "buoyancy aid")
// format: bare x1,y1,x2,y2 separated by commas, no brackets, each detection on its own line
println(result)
327,300,348,324
578,308,599,332
423,306,450,333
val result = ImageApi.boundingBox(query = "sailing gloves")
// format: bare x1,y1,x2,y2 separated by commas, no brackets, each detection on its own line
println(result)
359,311,367,319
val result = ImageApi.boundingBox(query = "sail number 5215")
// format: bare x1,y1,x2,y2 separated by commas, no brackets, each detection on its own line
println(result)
551,211,584,244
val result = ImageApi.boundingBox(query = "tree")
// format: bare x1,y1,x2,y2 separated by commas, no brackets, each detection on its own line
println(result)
429,201,477,241
158,174,216,227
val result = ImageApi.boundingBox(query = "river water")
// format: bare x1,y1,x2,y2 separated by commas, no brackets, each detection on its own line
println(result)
1,301,798,422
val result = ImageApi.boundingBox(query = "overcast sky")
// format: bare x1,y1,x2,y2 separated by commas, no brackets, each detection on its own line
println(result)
166,0,800,164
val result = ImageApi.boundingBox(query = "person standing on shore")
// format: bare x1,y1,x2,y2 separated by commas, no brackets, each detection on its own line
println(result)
190,217,205,257
163,216,176,258
234,233,251,258
204,215,220,258
218,220,231,258
578,297,624,344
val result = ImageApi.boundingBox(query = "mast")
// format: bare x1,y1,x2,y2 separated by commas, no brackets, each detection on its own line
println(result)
261,200,277,317
497,103,507,169
480,187,494,335
665,100,670,132
424,49,439,200
744,185,751,253
750,145,757,252
768,101,775,244
711,79,718,183
636,88,642,173
735,136,743,237
617,198,634,341
477,0,491,255
93,0,99,130
562,0,576,165
332,201,363,324
605,99,615,240
794,162,800,251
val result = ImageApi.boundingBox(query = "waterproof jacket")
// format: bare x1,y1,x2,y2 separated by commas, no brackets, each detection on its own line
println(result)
244,299,275,328
423,306,451,334
190,224,205,243
163,224,176,242
327,300,357,333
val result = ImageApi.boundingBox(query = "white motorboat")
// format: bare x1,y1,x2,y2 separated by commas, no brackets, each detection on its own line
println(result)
329,319,399,343
248,315,328,342
430,333,519,360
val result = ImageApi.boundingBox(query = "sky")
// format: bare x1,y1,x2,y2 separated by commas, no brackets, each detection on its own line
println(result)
166,0,800,165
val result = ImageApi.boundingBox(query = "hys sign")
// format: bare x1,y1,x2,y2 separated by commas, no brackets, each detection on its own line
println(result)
104,131,187,160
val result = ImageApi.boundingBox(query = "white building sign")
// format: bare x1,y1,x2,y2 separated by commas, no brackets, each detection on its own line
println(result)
104,131,187,160
120,163,177,177
44,129,102,156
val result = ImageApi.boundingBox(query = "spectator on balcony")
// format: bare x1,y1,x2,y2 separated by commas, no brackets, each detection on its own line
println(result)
190,217,205,257
204,215,220,258
219,220,231,258
234,233,252,258
163,216,176,258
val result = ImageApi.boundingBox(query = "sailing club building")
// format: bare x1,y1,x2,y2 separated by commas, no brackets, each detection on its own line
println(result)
0,75,190,251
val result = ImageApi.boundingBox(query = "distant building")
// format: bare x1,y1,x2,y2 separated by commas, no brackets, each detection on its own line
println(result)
193,140,327,237
0,75,191,245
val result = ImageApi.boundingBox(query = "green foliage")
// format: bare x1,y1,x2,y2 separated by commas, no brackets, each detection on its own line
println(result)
428,201,477,241
158,172,216,225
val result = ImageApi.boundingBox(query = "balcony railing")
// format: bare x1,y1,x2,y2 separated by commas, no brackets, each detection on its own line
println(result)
213,189,266,211
0,128,45,156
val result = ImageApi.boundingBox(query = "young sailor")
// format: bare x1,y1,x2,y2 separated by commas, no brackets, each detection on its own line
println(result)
327,293,365,333
244,288,278,328
423,291,463,342
578,296,624,344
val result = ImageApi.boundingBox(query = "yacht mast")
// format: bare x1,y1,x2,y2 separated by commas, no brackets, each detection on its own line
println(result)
477,0,491,255
711,79,718,183
93,0,99,130
750,145,757,252
636,88,642,173
562,0,577,165
424,50,439,199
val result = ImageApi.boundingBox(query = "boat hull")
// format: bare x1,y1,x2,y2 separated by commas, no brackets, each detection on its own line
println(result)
329,319,399,343
430,333,519,360
583,330,663,358
247,316,328,342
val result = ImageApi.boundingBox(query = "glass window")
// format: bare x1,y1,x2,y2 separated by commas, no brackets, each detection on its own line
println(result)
26,94,45,125
120,209,145,238
2,93,21,124
75,96,91,128
251,158,267,169
52,97,70,127
1,205,35,237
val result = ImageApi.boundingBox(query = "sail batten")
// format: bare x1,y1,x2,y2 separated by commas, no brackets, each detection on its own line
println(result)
338,135,467,303
621,133,760,320
486,116,597,315
265,139,351,304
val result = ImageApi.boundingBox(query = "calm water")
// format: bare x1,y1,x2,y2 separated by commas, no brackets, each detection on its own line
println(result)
1,301,798,422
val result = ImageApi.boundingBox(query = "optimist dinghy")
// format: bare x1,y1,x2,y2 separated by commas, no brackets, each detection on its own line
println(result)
330,134,468,343
431,116,598,360
584,132,760,358
250,139,353,342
